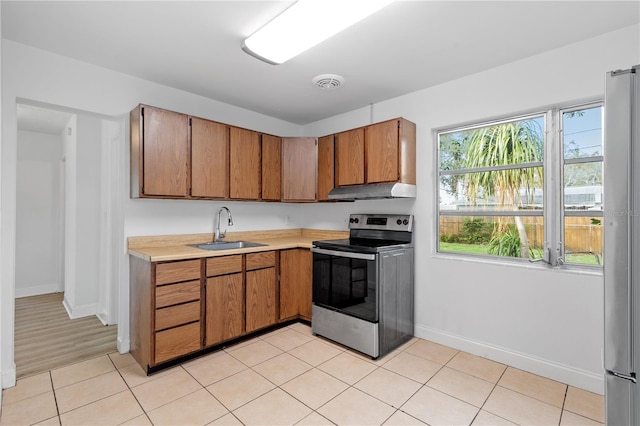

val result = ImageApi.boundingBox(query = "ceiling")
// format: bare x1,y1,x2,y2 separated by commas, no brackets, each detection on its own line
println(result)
3,1,639,125
16,104,73,135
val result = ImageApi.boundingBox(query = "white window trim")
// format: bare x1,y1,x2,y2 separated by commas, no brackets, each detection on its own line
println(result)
435,101,604,271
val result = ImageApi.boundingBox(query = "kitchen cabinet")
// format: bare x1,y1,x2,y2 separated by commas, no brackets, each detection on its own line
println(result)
230,127,261,200
279,249,312,321
130,104,190,198
334,118,416,187
366,118,416,184
317,135,335,201
130,257,203,370
191,117,229,198
131,103,416,202
282,137,317,202
245,251,278,332
335,128,365,187
205,255,243,346
261,134,282,201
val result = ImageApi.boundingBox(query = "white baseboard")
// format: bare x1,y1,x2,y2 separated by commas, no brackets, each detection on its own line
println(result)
62,298,97,319
2,362,16,390
15,283,63,298
96,312,110,326
117,336,130,354
414,324,604,395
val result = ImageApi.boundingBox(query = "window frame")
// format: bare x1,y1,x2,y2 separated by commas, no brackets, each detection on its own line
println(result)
435,101,604,270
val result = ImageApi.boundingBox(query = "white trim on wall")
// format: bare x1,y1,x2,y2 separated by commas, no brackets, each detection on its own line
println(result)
15,285,63,299
62,298,97,320
415,324,604,394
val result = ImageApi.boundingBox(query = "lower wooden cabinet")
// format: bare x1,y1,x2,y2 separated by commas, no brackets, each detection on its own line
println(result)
279,249,312,321
130,257,203,371
205,274,243,346
130,248,311,373
155,322,201,364
205,255,244,346
246,252,277,332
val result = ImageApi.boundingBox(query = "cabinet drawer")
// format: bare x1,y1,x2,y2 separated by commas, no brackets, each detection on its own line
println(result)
207,255,242,276
156,259,201,285
155,322,201,364
155,301,200,331
156,280,200,308
246,251,276,271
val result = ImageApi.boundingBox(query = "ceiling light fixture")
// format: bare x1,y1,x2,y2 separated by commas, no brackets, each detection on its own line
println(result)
242,0,395,65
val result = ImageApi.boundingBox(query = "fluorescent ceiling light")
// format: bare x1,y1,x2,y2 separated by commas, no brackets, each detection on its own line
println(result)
242,0,394,65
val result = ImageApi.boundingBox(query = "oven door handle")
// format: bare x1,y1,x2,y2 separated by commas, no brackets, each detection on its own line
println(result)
311,247,376,261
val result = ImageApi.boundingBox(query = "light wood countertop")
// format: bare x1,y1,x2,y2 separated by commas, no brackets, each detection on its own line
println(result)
128,228,349,262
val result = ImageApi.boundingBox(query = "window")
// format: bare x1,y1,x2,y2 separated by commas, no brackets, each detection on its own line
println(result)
437,104,603,268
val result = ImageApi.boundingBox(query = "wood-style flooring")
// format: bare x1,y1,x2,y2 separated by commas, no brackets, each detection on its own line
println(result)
15,292,117,379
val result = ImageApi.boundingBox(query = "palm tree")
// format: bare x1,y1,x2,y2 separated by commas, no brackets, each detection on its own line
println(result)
463,120,543,258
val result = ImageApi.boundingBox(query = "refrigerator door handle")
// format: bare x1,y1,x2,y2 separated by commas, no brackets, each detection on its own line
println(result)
610,370,637,383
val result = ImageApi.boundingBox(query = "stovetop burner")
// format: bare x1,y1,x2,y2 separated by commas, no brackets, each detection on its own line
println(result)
313,214,413,254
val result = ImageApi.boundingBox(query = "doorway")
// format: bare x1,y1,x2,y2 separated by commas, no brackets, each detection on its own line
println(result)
14,102,121,377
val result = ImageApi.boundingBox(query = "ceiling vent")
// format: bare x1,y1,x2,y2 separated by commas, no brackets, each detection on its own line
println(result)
312,74,344,90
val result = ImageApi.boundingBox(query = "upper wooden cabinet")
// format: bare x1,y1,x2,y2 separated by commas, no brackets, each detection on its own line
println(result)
334,118,416,187
261,134,282,201
230,127,261,200
131,105,190,198
367,118,416,184
282,137,317,202
317,135,335,202
131,103,415,202
335,128,365,187
191,117,229,198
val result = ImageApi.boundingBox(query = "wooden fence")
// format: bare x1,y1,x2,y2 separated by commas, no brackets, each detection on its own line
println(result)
439,216,602,252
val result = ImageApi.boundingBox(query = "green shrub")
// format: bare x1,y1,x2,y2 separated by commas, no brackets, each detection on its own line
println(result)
460,218,493,244
488,225,522,257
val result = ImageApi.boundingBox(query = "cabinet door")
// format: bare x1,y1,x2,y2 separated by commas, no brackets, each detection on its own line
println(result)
246,268,276,332
261,134,281,201
191,117,229,198
317,135,335,201
366,120,399,184
206,274,243,346
141,106,190,197
279,249,312,320
335,128,365,187
155,322,201,364
230,127,261,200
282,137,317,202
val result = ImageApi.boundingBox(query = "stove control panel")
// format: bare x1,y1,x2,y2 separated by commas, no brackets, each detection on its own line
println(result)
348,214,413,232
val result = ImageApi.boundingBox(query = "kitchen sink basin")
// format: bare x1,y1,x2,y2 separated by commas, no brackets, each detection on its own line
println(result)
190,241,267,251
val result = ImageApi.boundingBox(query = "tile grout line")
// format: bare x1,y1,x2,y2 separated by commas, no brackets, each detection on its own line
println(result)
464,357,509,425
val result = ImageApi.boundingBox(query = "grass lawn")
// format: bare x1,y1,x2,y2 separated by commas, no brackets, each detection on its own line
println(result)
439,242,490,255
439,242,601,265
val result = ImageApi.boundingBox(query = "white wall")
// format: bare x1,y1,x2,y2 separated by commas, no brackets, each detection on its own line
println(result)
302,24,640,394
15,130,64,297
60,114,106,318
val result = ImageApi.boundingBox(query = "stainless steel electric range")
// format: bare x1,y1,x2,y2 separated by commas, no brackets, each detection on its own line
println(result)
311,213,414,359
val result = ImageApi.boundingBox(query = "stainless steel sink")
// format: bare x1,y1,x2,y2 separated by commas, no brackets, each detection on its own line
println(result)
190,241,267,251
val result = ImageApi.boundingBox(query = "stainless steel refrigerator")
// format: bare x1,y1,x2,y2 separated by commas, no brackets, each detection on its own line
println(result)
604,64,640,425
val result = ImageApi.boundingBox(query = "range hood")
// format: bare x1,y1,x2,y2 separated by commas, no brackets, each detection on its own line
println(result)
328,183,417,200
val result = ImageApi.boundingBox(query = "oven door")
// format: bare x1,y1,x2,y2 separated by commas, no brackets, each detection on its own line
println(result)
311,247,378,322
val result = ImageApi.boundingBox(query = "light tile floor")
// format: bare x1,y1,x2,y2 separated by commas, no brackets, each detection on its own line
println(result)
1,323,605,425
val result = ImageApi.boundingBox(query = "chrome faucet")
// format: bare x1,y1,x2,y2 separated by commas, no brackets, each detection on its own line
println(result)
214,206,233,242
